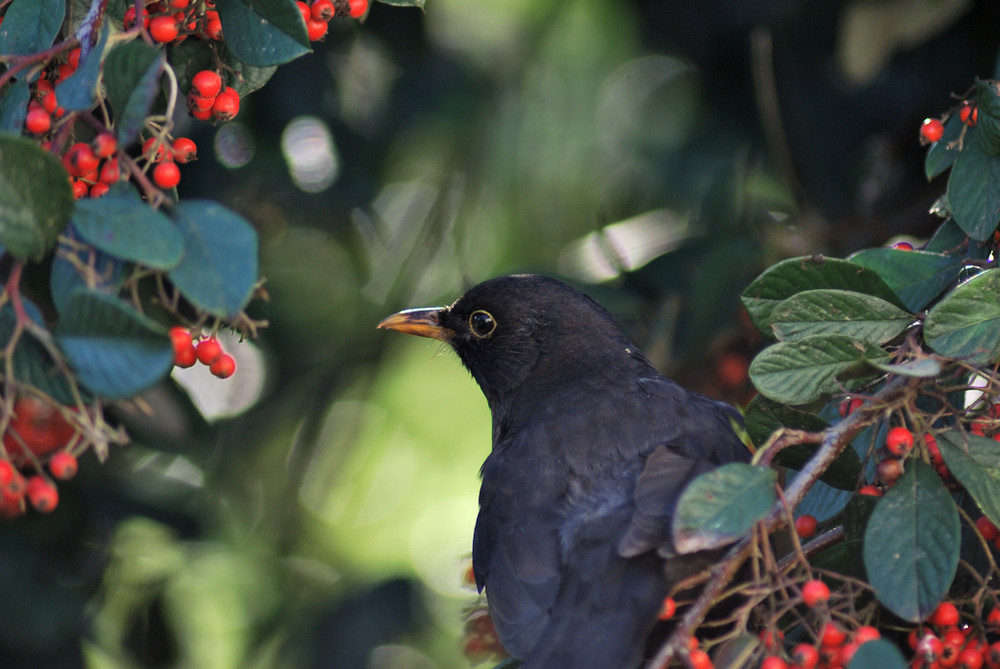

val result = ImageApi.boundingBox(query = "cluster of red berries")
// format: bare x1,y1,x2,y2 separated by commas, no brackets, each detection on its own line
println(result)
907,601,1000,669
920,99,979,144
760,622,882,669
125,0,223,45
0,397,81,518
295,0,369,41
138,134,199,192
186,70,240,122
169,327,237,379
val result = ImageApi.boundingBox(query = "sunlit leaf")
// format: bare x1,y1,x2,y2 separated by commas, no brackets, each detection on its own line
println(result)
770,289,912,344
741,256,904,335
863,460,959,622
924,268,1000,364
748,334,889,405
0,134,73,260
673,463,776,553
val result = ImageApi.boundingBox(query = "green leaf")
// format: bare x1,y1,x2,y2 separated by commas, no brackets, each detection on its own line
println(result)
869,358,942,378
377,0,424,6
936,431,1000,529
741,256,904,335
214,0,311,67
169,39,278,98
848,639,908,669
672,463,777,553
54,290,174,399
947,130,1000,241
0,300,75,403
848,248,961,312
0,80,30,133
748,334,890,405
924,268,1000,364
925,115,964,180
56,20,111,112
0,133,74,260
72,184,184,270
770,289,912,344
103,41,164,146
863,460,959,622
167,201,259,318
744,395,829,447
924,218,970,255
0,0,64,55
50,226,126,315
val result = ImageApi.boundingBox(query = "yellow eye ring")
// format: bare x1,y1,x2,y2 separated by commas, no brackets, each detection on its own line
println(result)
468,310,497,338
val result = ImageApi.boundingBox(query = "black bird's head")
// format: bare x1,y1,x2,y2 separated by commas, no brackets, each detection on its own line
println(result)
378,275,653,413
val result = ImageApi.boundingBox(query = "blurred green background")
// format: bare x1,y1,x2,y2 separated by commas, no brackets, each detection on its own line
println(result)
2,0,998,667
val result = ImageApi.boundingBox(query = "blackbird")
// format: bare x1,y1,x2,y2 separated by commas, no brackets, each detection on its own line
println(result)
378,275,749,668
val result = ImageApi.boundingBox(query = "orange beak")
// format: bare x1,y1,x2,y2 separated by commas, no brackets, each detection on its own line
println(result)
377,307,454,342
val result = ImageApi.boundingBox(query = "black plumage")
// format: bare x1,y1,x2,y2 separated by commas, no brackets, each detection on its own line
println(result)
378,274,749,668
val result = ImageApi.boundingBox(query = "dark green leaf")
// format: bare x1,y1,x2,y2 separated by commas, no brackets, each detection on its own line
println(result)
0,134,74,260
975,81,1000,155
673,463,777,553
848,639,908,669
924,219,970,255
0,0,64,55
794,477,855,520
925,268,1000,364
741,256,904,335
50,226,126,315
770,289,912,344
167,201,259,318
56,20,111,112
103,41,164,146
221,43,278,97
215,0,311,67
748,335,890,405
0,80,30,133
72,184,183,270
54,290,174,399
925,115,964,180
936,431,1000,529
0,300,75,403
948,130,1000,241
863,460,959,622
848,248,961,312
169,40,277,98
744,395,829,447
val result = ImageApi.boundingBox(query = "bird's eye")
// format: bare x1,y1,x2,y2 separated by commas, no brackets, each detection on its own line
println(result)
468,310,497,338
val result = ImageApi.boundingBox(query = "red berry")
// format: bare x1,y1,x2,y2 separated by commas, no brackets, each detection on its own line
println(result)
149,15,180,43
169,0,190,7
921,118,945,143
792,644,819,669
960,102,978,127
854,626,881,645
689,648,713,669
925,433,943,465
89,182,109,198
959,647,984,669
893,241,914,251
49,452,78,480
987,607,1000,629
917,634,945,664
885,426,914,455
142,137,167,162
195,337,223,365
795,514,818,538
839,397,864,417
70,178,89,199
171,137,197,163
25,104,51,135
658,596,676,620
93,131,117,158
306,17,328,41
986,641,1000,669
932,601,960,628
63,142,100,177
821,622,847,647
761,657,788,669
67,46,82,70
204,16,223,39
98,158,120,184
210,353,236,379
348,0,367,18
191,70,222,99
188,93,216,113
212,87,240,121
26,475,58,513
152,161,181,189
190,106,213,121
840,642,860,665
295,1,311,23
801,579,830,607
976,515,1000,541
311,0,334,21
169,327,197,367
